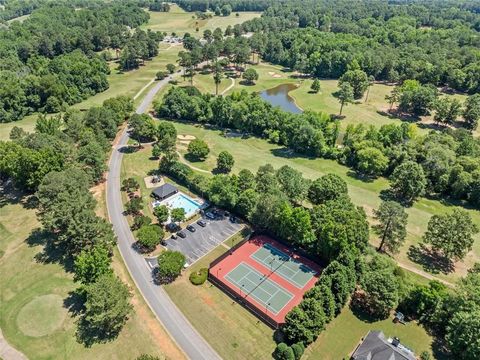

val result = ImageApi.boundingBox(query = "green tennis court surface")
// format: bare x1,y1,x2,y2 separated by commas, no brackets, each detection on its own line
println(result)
251,243,316,288
225,262,293,315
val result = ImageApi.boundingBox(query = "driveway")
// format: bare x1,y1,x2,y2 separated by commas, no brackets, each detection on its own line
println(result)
165,216,243,265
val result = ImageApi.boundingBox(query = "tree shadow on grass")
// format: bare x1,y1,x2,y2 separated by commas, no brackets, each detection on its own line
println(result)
346,170,376,183
75,318,123,347
26,228,75,273
407,244,455,275
0,179,37,209
350,292,389,324
118,145,140,154
64,289,86,318
270,147,316,160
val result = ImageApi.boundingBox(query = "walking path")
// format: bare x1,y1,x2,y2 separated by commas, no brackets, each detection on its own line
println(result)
221,77,235,95
106,71,221,360
0,329,28,360
397,262,454,287
176,151,211,174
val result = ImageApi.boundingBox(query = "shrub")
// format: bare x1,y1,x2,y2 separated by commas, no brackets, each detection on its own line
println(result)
189,268,208,285
274,343,294,360
291,342,305,360
157,250,185,283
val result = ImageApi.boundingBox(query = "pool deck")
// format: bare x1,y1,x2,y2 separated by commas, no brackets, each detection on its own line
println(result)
152,191,208,220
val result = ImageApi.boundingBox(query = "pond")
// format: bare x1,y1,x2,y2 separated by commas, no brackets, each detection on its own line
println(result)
259,83,302,114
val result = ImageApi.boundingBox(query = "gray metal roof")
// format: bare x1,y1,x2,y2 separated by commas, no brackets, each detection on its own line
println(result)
152,183,177,199
351,331,416,360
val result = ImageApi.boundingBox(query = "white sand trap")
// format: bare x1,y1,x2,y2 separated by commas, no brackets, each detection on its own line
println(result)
177,134,196,141
273,74,282,78
268,71,275,76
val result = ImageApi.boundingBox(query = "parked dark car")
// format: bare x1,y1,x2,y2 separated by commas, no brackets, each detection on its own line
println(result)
229,215,236,223
205,212,215,220
167,222,181,232
160,239,167,246
177,231,186,238
197,220,207,227
187,225,196,232
224,211,230,217
171,233,177,240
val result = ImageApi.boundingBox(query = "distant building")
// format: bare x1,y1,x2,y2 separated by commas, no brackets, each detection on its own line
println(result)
151,183,178,201
351,331,416,360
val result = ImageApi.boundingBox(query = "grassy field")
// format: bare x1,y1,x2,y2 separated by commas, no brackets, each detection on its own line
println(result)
303,307,434,360
142,5,261,36
0,189,176,360
157,121,480,284
164,233,277,360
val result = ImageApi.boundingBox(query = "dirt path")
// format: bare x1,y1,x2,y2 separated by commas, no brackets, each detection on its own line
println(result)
0,328,28,360
176,151,211,174
397,261,454,287
220,77,235,95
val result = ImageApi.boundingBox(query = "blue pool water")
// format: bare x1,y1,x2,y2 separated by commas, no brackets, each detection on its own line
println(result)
161,193,202,218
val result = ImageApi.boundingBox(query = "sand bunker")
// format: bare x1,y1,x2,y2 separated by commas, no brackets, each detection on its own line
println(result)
177,134,196,141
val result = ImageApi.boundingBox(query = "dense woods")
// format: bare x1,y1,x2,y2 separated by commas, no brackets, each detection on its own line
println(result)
0,1,155,122
238,0,480,94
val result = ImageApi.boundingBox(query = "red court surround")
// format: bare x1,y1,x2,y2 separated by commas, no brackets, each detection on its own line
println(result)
209,235,322,326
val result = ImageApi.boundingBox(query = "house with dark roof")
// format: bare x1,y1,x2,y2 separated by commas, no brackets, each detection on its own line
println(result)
151,183,178,201
351,331,416,360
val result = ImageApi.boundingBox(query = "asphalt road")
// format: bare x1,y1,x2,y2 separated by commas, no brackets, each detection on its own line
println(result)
106,74,221,360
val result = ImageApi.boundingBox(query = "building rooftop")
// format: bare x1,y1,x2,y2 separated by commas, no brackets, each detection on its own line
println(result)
152,183,178,200
351,331,416,360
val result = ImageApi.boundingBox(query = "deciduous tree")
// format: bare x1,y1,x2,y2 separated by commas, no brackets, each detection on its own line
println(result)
373,201,408,254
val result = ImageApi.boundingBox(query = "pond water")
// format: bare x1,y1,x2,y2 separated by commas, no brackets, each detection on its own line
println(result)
259,83,302,114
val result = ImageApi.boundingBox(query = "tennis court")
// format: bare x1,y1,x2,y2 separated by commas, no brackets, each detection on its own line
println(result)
209,235,321,327
225,262,293,315
251,243,317,288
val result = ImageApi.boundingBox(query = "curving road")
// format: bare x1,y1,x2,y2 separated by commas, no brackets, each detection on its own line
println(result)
106,75,221,360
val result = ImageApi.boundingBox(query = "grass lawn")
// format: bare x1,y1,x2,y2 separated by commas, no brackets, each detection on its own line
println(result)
164,233,277,360
155,120,480,284
0,191,173,360
303,307,434,360
142,5,261,37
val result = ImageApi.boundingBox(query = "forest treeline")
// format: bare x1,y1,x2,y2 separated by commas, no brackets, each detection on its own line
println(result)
159,86,480,209
226,0,480,93
0,1,159,122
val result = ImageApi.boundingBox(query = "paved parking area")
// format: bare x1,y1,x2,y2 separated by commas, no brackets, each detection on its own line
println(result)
164,216,243,265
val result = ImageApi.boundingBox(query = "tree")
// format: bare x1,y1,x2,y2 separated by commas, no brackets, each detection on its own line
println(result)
358,268,399,319
389,161,427,202
398,80,437,116
74,245,112,284
273,343,295,360
337,82,354,115
157,250,185,283
235,189,259,218
291,343,305,360
221,4,232,16
166,63,176,74
310,79,321,93
276,165,309,204
125,196,143,215
136,224,163,251
423,209,478,261
242,68,259,85
356,147,389,177
216,151,235,173
187,139,209,160
339,69,369,99
156,121,177,152
213,62,223,96
132,214,152,230
238,169,256,191
385,87,401,111
82,274,132,340
308,174,348,204
463,94,480,130
156,71,168,80
122,177,139,193
433,98,462,126
171,207,186,223
373,201,408,254
153,205,169,224
446,309,480,360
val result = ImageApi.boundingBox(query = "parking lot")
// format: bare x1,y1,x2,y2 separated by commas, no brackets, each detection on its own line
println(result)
163,214,243,265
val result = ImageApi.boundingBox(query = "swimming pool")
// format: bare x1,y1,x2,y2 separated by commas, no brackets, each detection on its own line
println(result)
153,192,203,218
